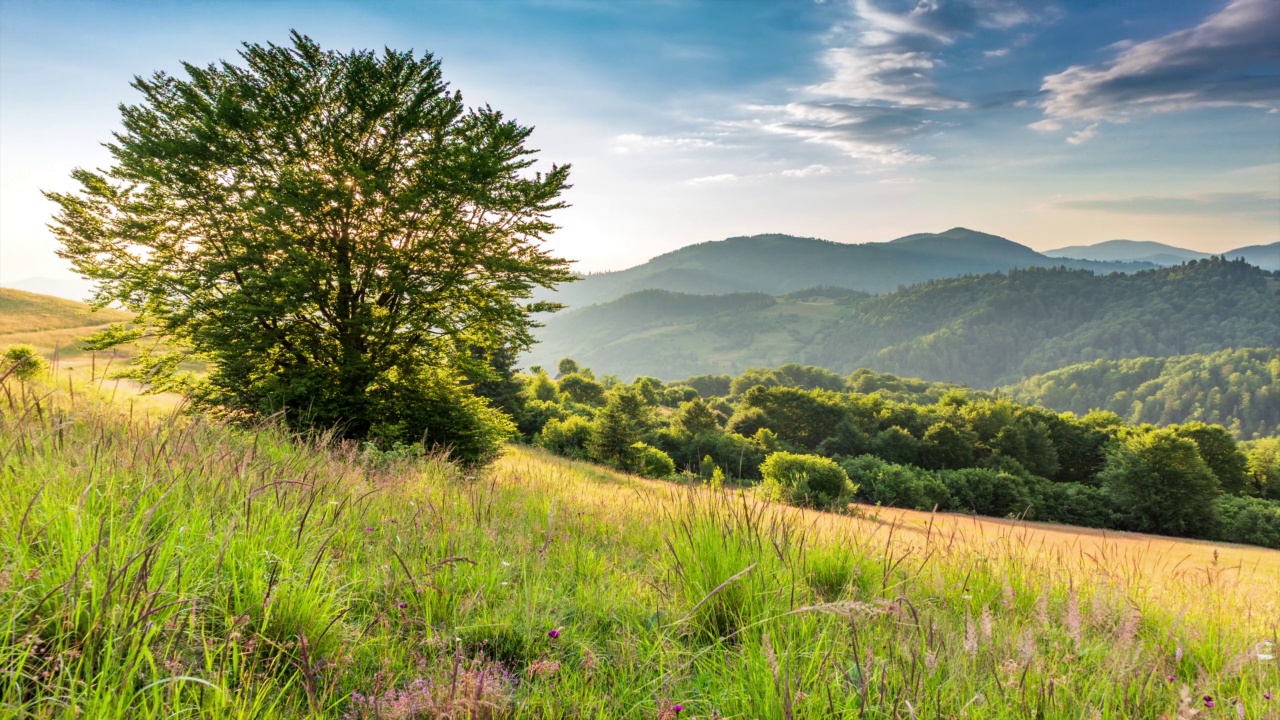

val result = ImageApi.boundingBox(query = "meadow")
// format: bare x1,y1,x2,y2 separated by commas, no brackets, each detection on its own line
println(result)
2,372,1278,719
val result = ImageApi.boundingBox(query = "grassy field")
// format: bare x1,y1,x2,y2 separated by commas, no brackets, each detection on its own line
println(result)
2,374,1278,719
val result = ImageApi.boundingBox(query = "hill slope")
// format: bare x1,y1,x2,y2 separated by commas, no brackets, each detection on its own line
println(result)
4,383,1278,717
1226,241,1280,271
1006,348,1280,439
546,228,1153,308
529,257,1280,387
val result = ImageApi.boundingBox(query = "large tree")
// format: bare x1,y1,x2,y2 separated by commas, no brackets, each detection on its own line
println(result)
47,33,572,461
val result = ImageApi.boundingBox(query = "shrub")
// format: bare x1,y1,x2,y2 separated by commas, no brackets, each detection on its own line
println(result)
938,467,1031,518
365,367,514,466
2,344,47,381
841,455,950,511
1212,495,1280,549
1030,481,1115,528
538,415,593,458
630,442,675,479
760,451,853,508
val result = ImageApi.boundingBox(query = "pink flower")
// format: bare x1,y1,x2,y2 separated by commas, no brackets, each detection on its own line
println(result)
547,629,560,640
673,705,683,713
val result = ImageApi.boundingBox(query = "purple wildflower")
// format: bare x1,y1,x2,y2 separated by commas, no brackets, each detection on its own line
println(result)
1167,675,1176,682
547,629,560,640
673,704,684,713
397,601,408,609
1265,692,1273,700
1205,700,1215,708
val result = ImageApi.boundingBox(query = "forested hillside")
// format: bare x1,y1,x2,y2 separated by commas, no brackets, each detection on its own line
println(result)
542,228,1153,308
1008,349,1280,439
530,257,1280,389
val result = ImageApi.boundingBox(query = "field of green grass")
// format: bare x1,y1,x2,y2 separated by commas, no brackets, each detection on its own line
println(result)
2,372,1278,718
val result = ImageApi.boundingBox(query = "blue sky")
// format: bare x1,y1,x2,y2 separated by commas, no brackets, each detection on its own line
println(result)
1,0,1277,292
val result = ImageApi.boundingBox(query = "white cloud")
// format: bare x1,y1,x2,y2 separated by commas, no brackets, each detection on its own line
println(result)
612,133,724,154
1066,123,1098,145
685,173,741,186
1037,0,1280,131
781,164,833,177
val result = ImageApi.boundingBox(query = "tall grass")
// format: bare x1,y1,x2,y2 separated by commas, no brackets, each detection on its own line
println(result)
1,375,1277,718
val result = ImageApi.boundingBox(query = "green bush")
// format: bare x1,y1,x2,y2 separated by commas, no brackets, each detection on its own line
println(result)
760,451,853,508
631,442,676,479
1212,495,1280,549
841,455,950,511
538,415,594,458
938,467,1031,518
364,367,515,466
2,344,47,381
1030,481,1115,528
1100,428,1221,537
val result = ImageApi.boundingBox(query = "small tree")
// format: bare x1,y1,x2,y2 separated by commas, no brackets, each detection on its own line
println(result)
2,344,48,381
1173,422,1249,495
1100,428,1221,537
46,33,572,463
760,451,852,508
587,387,654,470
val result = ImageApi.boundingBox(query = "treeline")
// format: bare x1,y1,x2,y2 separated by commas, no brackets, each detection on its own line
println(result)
1007,348,1280,439
530,257,1280,389
480,359,1280,549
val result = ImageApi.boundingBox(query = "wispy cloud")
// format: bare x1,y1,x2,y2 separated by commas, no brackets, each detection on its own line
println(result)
1056,191,1280,217
748,0,1047,162
612,133,726,154
1035,0,1280,139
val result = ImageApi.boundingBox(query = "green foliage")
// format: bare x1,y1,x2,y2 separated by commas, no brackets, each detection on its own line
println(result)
587,387,655,470
365,366,515,465
557,372,606,405
47,33,571,456
2,344,47,380
1245,437,1280,499
631,442,676,478
538,415,593,458
842,455,950,511
1009,348,1280,439
557,358,580,375
1172,422,1251,494
1101,429,1222,538
938,467,1032,518
760,451,852,508
1211,495,1280,549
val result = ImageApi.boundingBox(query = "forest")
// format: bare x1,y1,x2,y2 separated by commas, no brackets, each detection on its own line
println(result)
485,357,1280,548
530,257,1280,389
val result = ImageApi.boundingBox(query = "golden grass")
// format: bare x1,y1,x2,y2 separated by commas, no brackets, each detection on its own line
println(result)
0,287,131,335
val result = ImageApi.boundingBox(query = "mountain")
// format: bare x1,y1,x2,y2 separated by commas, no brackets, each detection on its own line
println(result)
1225,242,1280,271
1006,348,1280,439
1043,239,1209,266
544,228,1154,309
0,276,96,301
528,257,1280,388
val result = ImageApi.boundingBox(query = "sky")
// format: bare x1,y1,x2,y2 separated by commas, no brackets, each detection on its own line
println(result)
1,0,1277,295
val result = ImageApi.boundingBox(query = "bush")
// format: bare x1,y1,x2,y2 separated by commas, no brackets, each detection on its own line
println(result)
1212,495,1280,549
841,455,950,511
2,344,47,381
538,415,593,458
631,442,676,479
938,467,1031,518
365,368,515,466
1030,481,1115,528
760,451,853,508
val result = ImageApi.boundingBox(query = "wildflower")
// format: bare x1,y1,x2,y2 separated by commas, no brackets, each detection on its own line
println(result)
1204,700,1214,708
1237,702,1245,719
548,629,561,640
397,601,408,609
364,526,374,532
1167,675,1176,682
673,705,683,713
1264,692,1272,700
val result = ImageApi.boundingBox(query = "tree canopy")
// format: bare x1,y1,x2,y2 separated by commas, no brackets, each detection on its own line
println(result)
47,33,572,461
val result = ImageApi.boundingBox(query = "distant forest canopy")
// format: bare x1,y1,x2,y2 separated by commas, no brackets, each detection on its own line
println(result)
489,357,1280,548
529,256,1280,395
1007,349,1280,440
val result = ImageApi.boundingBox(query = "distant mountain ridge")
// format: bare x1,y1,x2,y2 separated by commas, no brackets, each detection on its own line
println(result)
1045,239,1279,270
543,228,1154,309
